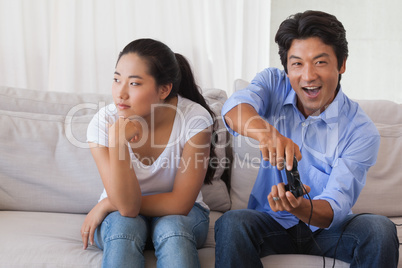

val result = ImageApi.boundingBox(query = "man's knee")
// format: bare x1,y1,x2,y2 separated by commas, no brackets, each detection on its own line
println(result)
215,209,253,239
366,215,398,243
350,214,398,245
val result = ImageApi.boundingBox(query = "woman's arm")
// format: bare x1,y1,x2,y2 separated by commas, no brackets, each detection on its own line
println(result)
107,119,141,217
139,126,213,217
89,118,142,218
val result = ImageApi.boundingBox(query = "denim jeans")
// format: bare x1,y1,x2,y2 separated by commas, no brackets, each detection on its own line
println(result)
215,209,399,268
95,203,209,268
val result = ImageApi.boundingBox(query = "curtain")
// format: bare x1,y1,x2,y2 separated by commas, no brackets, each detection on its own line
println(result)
0,0,271,95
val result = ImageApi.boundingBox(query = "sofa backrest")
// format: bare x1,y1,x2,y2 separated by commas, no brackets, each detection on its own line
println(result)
0,86,231,214
229,79,402,218
352,100,402,216
0,87,111,213
229,79,260,210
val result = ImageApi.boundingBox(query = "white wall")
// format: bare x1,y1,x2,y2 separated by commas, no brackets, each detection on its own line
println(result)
269,0,402,103
0,0,400,103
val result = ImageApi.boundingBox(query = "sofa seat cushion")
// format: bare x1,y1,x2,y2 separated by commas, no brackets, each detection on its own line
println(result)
261,254,349,268
0,211,102,267
0,210,220,268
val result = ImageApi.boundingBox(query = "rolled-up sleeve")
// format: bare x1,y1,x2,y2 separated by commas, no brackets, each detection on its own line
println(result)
316,134,380,229
221,68,286,136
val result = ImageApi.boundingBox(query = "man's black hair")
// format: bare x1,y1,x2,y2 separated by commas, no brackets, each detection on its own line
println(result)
275,10,348,74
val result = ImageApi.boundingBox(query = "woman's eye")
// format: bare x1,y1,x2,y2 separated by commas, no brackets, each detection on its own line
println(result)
113,78,120,83
130,82,139,86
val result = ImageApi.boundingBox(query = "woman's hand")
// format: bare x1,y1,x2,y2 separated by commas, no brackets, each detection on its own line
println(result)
81,199,113,249
108,117,143,145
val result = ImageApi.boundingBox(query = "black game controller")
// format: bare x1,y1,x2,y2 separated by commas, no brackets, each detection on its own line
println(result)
284,157,304,198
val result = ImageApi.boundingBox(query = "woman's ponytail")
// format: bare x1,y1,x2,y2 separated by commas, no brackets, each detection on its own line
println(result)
174,53,217,185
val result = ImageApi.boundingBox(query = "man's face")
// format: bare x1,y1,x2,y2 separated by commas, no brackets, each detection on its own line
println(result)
286,37,346,117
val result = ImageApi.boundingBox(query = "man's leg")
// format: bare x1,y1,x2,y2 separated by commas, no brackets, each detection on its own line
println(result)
214,209,298,268
311,214,399,268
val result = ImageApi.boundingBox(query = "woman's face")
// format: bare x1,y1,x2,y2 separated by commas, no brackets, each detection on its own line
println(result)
112,53,162,119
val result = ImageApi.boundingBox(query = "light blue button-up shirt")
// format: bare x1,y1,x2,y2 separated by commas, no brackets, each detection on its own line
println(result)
222,68,380,231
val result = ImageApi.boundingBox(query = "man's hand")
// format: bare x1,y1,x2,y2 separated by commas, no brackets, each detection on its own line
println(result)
267,182,311,212
256,127,301,170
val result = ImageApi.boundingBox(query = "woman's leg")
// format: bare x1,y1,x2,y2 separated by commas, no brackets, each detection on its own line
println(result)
94,211,149,268
151,203,210,268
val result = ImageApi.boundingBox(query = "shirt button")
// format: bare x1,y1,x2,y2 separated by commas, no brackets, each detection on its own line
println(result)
302,122,306,127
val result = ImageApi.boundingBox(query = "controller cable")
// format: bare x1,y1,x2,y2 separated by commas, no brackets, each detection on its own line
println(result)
298,173,401,267
287,158,401,267
296,177,327,267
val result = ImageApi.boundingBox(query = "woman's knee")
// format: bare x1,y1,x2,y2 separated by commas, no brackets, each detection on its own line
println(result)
152,215,195,244
102,211,148,243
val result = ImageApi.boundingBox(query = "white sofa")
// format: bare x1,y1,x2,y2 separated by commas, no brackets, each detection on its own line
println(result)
0,80,400,267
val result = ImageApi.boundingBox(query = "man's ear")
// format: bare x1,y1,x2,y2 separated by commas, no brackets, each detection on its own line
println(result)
339,57,347,74
159,83,173,100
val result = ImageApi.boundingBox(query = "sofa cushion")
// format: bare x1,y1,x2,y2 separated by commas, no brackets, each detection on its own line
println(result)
352,100,402,216
0,86,112,116
230,134,261,210
229,79,262,210
201,88,231,212
0,86,231,213
0,211,102,267
0,210,219,268
0,110,103,213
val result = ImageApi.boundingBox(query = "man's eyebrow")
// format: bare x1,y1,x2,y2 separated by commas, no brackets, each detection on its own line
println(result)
288,55,301,60
313,53,330,59
288,53,330,60
114,71,143,79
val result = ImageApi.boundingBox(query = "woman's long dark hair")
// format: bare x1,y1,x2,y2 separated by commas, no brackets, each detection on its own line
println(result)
117,38,217,184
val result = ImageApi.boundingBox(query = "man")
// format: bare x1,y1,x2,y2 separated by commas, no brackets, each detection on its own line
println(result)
215,10,399,267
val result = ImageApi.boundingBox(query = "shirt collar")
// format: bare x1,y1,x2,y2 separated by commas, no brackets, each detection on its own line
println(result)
283,87,346,129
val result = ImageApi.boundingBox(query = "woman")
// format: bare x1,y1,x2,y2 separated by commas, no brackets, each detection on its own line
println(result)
81,38,216,267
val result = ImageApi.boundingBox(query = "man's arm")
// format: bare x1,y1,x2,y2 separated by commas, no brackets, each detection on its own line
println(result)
224,103,301,170
225,104,333,228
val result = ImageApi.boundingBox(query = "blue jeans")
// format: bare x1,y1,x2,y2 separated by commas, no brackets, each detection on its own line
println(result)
95,203,209,268
215,209,399,268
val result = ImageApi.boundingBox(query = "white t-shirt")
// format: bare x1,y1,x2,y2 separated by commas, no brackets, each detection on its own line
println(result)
87,95,213,209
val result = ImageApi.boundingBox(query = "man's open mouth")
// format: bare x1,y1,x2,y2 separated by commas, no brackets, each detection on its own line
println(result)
302,86,321,97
